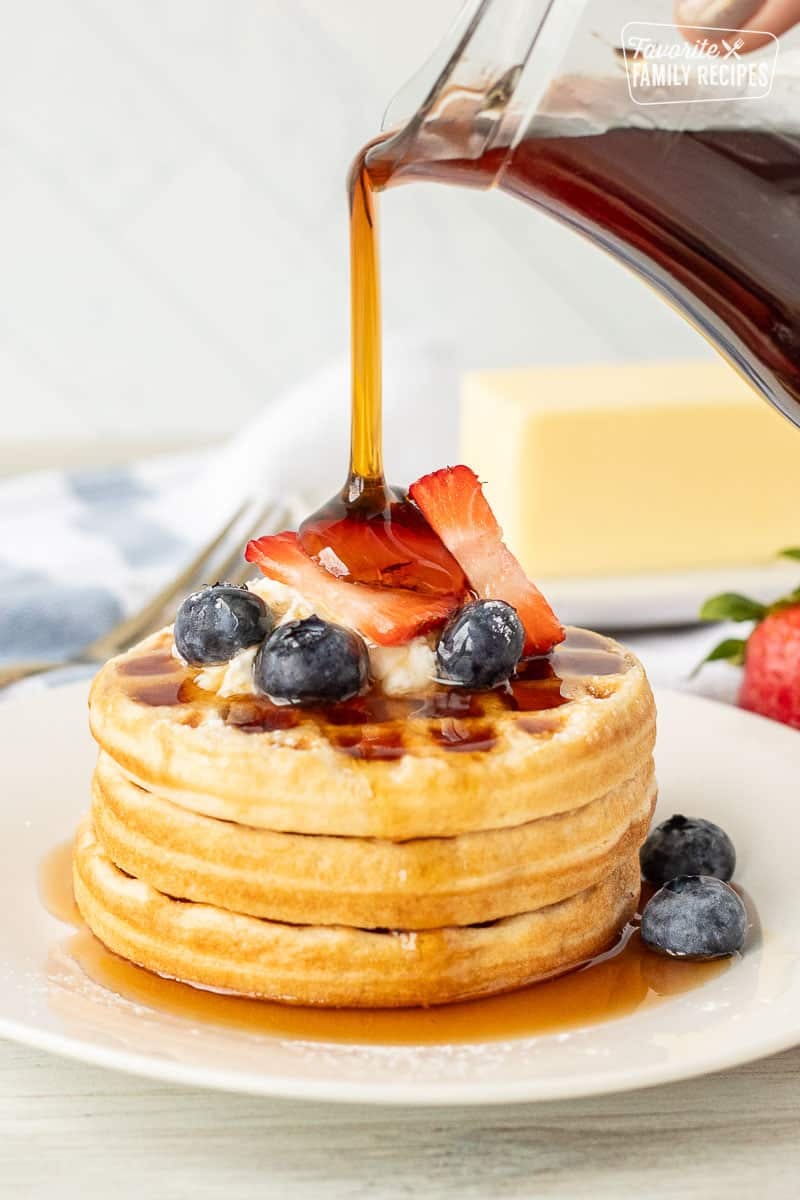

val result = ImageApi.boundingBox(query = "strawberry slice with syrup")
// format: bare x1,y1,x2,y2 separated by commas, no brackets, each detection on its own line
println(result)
409,465,564,656
245,532,461,646
298,482,467,595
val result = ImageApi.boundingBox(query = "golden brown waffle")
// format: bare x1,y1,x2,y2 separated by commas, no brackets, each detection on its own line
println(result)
73,820,642,1008
92,749,655,929
89,626,656,838
78,620,657,1006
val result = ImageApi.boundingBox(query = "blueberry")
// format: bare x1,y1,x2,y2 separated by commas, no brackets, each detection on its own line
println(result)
640,814,736,885
641,876,747,959
254,615,369,703
436,600,524,689
174,583,272,665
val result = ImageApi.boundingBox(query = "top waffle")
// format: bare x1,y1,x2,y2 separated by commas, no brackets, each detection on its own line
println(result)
89,624,656,839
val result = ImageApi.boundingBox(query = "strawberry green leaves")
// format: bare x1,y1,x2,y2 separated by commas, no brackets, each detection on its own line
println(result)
699,593,766,623
695,593,765,671
692,638,748,675
696,550,800,675
770,551,800,614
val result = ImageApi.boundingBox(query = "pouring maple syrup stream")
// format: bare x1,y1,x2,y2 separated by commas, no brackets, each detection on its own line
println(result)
297,137,473,596
297,142,394,576
347,144,384,488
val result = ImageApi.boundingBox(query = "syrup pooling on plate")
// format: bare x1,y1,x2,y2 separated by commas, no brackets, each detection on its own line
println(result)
116,627,629,759
40,842,733,1046
38,840,82,928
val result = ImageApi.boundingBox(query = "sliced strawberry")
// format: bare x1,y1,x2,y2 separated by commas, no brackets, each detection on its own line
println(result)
245,532,460,646
298,494,466,595
409,465,564,655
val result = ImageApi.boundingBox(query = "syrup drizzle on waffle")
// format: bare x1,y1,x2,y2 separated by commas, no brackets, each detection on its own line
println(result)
116,627,629,760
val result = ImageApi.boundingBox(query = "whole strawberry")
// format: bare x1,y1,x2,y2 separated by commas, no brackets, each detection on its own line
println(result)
738,607,800,729
698,548,800,730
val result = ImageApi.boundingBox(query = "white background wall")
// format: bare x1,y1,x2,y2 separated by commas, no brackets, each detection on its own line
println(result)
0,0,706,447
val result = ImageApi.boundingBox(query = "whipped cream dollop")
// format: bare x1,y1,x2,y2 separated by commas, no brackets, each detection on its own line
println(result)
190,577,437,699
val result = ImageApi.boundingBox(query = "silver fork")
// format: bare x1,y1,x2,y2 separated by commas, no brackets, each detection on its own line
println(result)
0,495,286,691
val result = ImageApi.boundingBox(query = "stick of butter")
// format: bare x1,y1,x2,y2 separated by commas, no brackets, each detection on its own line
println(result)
460,361,800,578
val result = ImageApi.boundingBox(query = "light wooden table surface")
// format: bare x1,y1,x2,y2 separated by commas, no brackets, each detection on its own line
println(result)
2,1036,798,1197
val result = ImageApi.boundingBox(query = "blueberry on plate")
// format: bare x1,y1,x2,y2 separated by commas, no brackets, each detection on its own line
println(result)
640,814,736,885
641,875,747,959
254,615,369,703
174,583,273,665
436,599,524,689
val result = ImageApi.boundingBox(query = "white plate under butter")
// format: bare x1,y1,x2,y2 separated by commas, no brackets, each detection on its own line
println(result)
548,559,800,631
1,681,799,1105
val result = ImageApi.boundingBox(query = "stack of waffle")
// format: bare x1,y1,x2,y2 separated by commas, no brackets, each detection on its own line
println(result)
75,626,656,1007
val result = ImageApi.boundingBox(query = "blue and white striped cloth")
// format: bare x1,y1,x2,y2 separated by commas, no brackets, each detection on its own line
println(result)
0,454,202,688
0,340,463,693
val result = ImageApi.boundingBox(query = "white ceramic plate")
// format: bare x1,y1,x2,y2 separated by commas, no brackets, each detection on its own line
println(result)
548,559,800,630
1,681,799,1106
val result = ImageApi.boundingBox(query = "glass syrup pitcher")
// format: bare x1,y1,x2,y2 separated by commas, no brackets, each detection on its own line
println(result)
299,0,800,585
366,0,800,427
